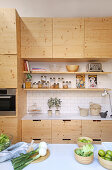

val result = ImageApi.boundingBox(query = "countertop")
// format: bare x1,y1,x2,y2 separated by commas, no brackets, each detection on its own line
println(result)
22,113,112,120
0,143,111,170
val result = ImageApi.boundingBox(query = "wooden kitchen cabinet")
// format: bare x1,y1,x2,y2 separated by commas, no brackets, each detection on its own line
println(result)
52,120,81,144
82,120,102,144
0,118,18,143
53,18,84,59
0,55,17,88
101,120,112,142
85,17,112,58
0,9,19,54
22,120,52,143
21,18,52,59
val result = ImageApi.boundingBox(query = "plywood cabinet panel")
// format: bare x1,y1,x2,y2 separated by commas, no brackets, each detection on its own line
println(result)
0,9,17,54
82,120,102,143
52,120,81,143
0,118,18,143
0,55,17,88
22,120,52,143
21,18,52,58
101,121,112,142
85,17,112,58
53,18,84,58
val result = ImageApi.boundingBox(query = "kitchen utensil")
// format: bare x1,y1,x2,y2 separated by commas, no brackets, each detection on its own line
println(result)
74,149,94,164
86,63,103,72
98,155,112,170
66,65,79,72
99,111,108,118
79,107,89,117
77,137,93,147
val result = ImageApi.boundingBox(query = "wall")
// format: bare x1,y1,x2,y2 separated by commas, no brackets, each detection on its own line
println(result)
27,61,112,116
0,0,112,17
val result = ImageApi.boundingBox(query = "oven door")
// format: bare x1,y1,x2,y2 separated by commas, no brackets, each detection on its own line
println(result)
0,95,16,111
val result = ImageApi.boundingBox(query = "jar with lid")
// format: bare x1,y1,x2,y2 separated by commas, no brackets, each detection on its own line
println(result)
42,82,48,88
68,81,71,88
32,82,38,88
47,81,50,88
25,79,32,89
38,81,42,88
63,81,68,89
41,76,47,83
58,77,64,89
50,77,55,89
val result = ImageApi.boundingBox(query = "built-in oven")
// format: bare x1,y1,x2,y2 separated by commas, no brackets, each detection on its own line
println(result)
0,89,16,116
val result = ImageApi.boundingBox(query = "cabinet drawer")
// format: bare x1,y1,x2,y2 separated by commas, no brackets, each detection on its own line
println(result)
82,120,102,143
101,120,112,142
52,120,81,143
52,138,75,144
22,120,52,142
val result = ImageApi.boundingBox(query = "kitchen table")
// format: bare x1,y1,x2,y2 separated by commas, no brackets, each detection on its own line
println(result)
0,144,110,170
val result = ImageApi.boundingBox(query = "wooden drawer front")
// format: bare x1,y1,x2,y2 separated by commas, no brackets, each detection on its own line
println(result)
52,120,81,143
82,120,102,143
0,118,18,143
101,121,112,142
22,120,51,142
22,137,51,143
52,138,75,144
0,55,17,88
0,9,17,54
21,18,52,58
53,18,84,58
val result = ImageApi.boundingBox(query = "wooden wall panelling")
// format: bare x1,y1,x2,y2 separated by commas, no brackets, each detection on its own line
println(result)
52,120,81,143
0,8,17,54
0,55,17,88
85,17,112,58
101,120,112,142
82,120,102,144
21,18,52,59
0,118,18,143
53,18,84,58
22,120,52,143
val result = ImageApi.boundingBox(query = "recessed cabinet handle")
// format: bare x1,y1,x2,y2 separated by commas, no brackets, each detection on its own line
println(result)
93,139,101,141
63,120,71,122
33,120,41,121
33,139,41,141
62,139,71,141
93,120,101,122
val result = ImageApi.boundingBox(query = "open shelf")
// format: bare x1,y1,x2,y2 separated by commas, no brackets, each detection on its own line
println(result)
24,88,111,91
23,71,112,74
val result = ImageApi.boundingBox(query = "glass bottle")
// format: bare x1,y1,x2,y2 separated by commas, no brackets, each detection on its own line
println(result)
50,77,55,89
68,81,71,88
38,81,42,88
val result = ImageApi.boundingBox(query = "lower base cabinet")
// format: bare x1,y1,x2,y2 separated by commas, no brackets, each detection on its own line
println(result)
0,118,18,143
52,120,82,144
22,120,112,144
82,120,102,144
22,120,52,143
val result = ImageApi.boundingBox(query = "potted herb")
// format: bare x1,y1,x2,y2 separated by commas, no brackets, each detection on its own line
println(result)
54,98,62,116
47,98,55,116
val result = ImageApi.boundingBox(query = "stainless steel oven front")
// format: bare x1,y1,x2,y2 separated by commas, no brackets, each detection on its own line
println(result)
0,89,16,116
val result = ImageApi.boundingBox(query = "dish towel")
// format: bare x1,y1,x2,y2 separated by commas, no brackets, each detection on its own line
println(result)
0,142,38,162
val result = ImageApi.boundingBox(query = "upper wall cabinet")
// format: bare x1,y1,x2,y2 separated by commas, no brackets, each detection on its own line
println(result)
0,55,17,88
0,9,18,54
21,18,52,59
85,17,112,58
53,18,84,58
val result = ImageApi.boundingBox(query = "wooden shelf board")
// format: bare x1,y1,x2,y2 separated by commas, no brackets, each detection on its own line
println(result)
23,71,112,74
24,88,111,91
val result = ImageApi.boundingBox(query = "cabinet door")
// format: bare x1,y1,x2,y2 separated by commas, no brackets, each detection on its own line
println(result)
0,9,17,54
0,118,18,143
82,120,102,144
21,18,52,59
101,120,112,142
22,120,52,143
53,18,84,58
52,120,81,144
85,17,112,58
0,55,17,88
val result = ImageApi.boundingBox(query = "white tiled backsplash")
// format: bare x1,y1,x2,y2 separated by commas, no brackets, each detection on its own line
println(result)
27,61,112,116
